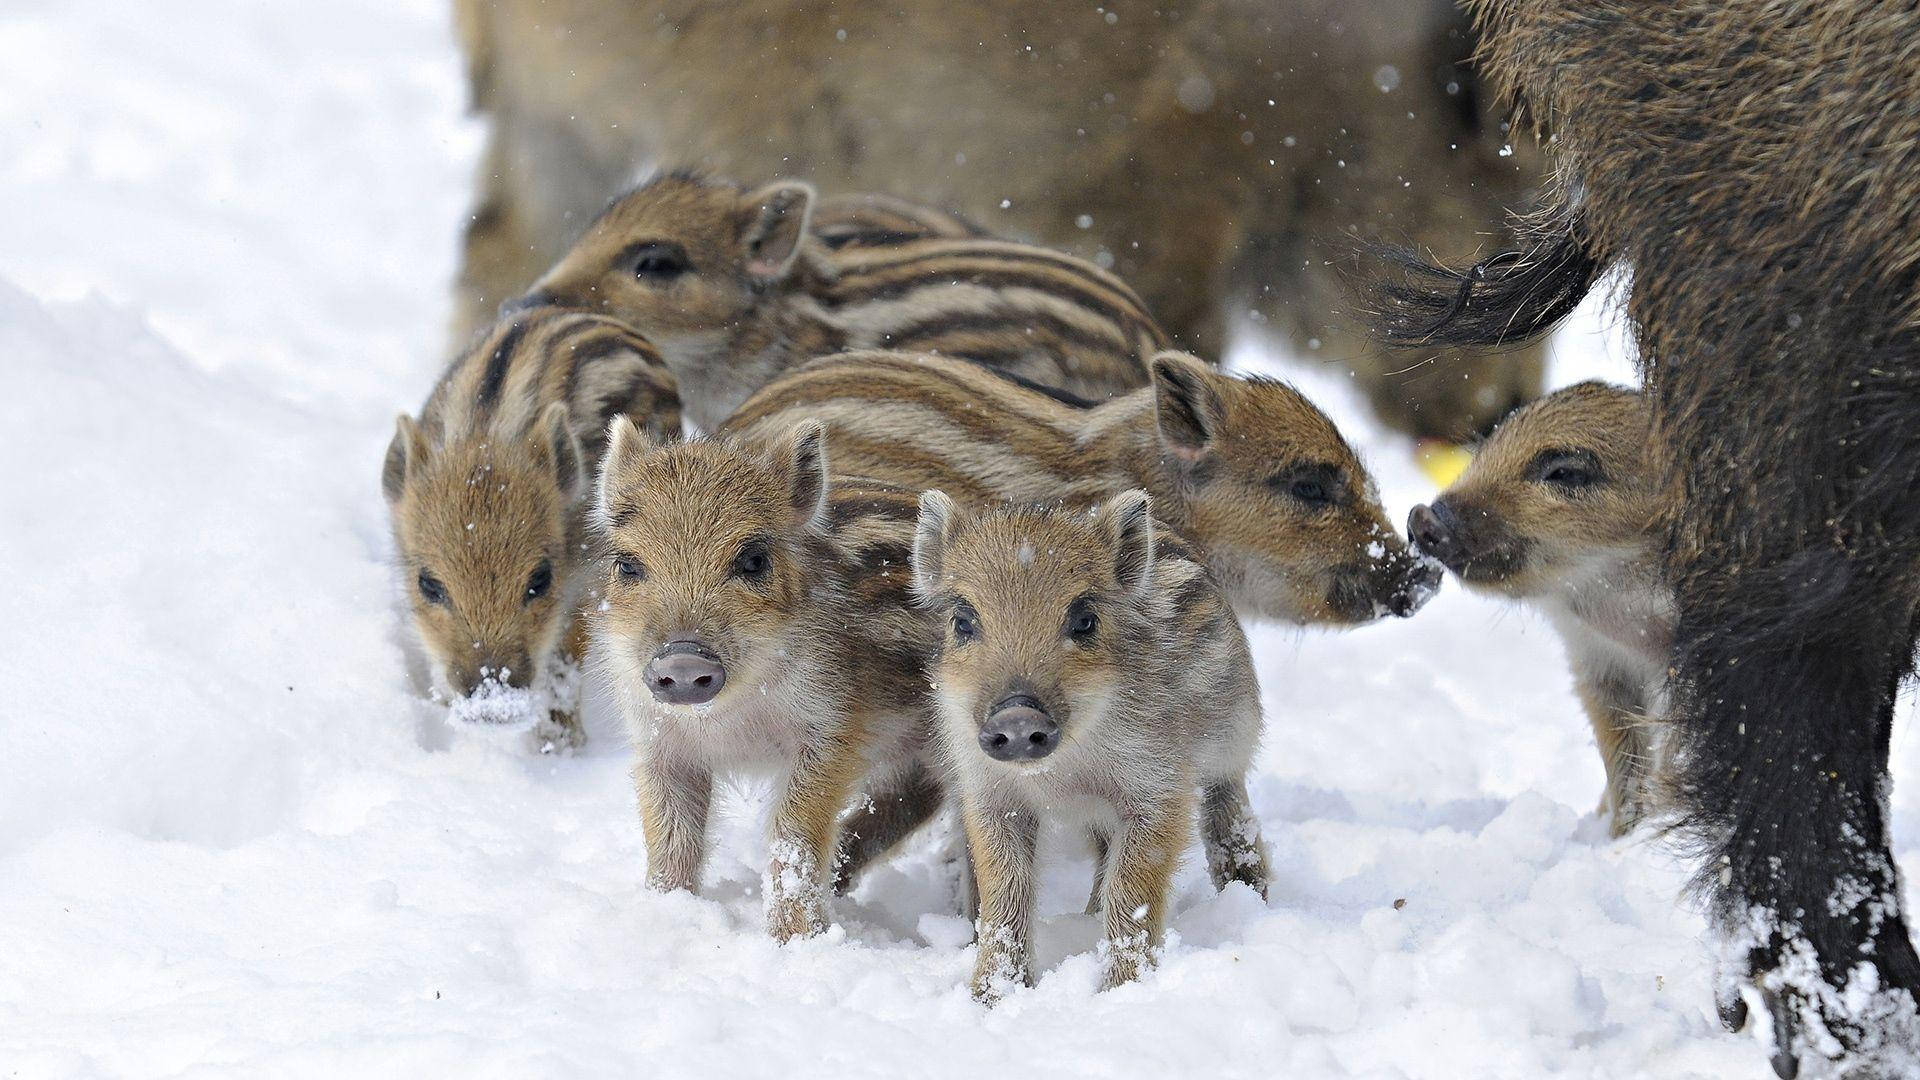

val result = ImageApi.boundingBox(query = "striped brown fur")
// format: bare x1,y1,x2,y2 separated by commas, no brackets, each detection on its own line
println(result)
383,305,680,750
724,349,1436,629
808,191,988,251
527,171,1170,430
913,491,1267,1001
591,420,938,941
725,349,1438,890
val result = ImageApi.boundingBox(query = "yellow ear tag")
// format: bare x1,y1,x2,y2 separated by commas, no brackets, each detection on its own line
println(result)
1416,439,1474,489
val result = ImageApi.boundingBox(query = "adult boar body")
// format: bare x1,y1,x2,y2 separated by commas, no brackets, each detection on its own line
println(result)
1374,2,1920,1073
451,0,1545,439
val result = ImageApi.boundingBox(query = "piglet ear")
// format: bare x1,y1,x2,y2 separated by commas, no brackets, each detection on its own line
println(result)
597,414,655,522
540,402,586,501
786,419,830,531
382,414,426,505
1149,351,1225,462
912,490,960,602
1103,489,1156,595
740,180,815,283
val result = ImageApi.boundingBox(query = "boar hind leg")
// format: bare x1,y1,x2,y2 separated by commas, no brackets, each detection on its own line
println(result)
831,758,944,894
1674,563,1920,1076
1200,778,1269,899
1098,790,1192,991
635,754,711,894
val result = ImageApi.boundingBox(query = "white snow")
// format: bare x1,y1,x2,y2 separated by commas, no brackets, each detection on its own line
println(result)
0,2,1914,1077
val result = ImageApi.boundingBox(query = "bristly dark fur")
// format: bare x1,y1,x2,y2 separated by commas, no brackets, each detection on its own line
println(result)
1376,1,1920,1072
1369,202,1604,349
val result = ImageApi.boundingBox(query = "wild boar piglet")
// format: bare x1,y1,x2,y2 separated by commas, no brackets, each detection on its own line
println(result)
1408,382,1671,834
593,419,934,941
914,489,1267,1002
383,306,679,750
526,171,1169,428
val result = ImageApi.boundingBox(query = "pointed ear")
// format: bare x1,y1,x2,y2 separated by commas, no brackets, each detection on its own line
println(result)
597,413,655,521
1103,489,1156,595
740,180,815,283
540,401,586,501
1150,351,1225,461
912,490,960,602
786,419,830,531
382,414,425,505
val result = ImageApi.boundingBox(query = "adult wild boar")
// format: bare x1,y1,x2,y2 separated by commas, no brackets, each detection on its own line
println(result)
1374,2,1920,1074
449,0,1544,439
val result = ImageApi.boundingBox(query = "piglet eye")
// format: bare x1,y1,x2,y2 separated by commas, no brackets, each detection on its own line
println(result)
1535,450,1602,491
417,569,448,606
614,556,646,582
1066,598,1098,640
525,559,554,602
631,242,690,281
951,601,980,644
1273,465,1340,509
1544,465,1593,487
1290,478,1329,504
733,542,772,579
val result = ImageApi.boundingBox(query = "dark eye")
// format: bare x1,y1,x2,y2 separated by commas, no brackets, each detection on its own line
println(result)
1066,598,1098,640
417,569,448,606
614,556,646,582
1535,451,1602,491
631,242,690,281
952,601,980,644
733,541,772,579
1273,464,1341,509
524,559,554,602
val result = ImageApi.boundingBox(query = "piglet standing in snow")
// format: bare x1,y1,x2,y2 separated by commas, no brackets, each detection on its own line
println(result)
383,305,680,750
523,171,1170,429
720,349,1439,888
1408,383,1672,835
912,490,1267,1002
590,419,936,941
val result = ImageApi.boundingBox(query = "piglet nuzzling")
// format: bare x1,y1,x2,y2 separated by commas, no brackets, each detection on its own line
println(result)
1408,382,1671,834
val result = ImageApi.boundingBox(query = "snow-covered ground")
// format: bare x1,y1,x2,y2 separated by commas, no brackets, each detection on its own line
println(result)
0,2,1912,1077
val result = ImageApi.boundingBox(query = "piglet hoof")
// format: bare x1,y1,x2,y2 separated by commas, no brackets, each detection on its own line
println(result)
644,870,697,895
1224,859,1270,902
532,711,587,755
969,961,1027,1006
1098,938,1154,991
766,896,828,944
969,975,1004,1007
970,928,1028,1005
1098,957,1144,992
